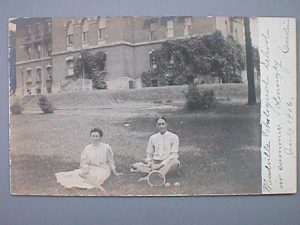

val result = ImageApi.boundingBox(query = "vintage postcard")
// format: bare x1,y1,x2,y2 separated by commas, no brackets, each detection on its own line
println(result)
8,16,296,196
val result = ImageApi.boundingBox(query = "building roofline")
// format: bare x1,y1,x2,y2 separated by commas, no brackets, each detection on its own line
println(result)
10,17,52,24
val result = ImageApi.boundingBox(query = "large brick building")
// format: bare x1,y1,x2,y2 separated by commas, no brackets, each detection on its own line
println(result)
12,16,245,96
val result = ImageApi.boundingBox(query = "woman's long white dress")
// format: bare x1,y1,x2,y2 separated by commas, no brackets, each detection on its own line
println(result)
55,143,116,189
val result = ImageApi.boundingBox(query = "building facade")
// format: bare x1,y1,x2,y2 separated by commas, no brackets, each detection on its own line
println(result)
12,16,245,96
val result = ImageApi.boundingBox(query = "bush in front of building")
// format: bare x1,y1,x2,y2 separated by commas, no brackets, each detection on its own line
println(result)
185,85,215,111
91,69,107,89
10,102,24,115
38,96,54,114
141,69,169,87
92,69,107,89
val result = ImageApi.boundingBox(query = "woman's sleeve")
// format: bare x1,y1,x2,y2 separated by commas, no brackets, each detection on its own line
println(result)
80,146,89,169
106,144,117,173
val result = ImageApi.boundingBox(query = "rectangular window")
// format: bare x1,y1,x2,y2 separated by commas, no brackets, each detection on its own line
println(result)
67,34,73,45
166,20,174,38
149,22,156,40
98,18,106,45
47,47,51,57
46,21,52,33
66,22,74,47
37,44,41,59
82,31,88,43
98,28,105,40
26,25,32,40
26,47,31,60
230,19,234,34
46,44,51,57
184,17,192,37
36,88,41,95
35,23,41,37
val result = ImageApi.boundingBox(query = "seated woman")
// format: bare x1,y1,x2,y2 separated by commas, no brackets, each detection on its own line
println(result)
55,128,121,191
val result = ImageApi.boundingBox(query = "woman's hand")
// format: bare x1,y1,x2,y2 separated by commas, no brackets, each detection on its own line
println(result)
79,169,88,178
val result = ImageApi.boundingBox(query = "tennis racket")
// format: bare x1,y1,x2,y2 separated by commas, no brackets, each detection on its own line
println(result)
147,170,166,187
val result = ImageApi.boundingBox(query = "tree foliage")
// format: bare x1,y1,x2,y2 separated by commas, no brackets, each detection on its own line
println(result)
141,31,245,87
74,50,107,89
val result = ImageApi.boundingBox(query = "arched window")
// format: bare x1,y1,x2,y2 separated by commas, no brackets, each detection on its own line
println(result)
26,68,32,82
66,21,74,45
46,64,52,80
35,67,42,94
82,18,89,43
149,49,157,69
36,67,42,81
65,57,74,77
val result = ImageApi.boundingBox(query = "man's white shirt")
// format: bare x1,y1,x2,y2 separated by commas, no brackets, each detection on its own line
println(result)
146,131,179,161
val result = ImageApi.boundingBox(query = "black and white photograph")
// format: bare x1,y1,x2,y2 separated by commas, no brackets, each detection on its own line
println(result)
8,16,296,196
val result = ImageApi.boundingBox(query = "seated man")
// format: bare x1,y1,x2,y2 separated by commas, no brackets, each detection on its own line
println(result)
131,116,180,184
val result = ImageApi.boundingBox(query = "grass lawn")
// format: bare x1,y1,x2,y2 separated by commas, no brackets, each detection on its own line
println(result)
10,84,261,196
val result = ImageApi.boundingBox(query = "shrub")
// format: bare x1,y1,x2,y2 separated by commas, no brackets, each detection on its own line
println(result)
10,102,23,115
38,96,54,114
92,70,107,89
185,85,215,111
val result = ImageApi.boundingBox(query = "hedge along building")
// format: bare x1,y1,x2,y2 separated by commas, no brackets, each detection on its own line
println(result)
12,16,246,96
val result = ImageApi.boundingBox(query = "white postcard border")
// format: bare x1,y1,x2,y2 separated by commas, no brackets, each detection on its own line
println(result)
259,17,297,194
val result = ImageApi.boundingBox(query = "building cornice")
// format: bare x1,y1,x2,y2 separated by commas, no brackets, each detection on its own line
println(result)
16,57,51,66
16,36,198,63
50,36,193,56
